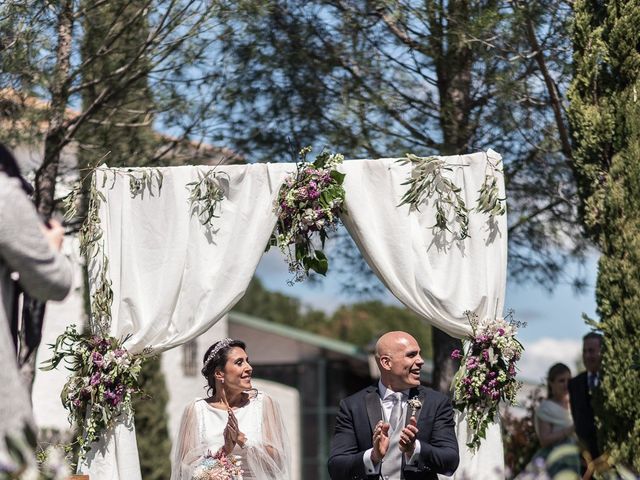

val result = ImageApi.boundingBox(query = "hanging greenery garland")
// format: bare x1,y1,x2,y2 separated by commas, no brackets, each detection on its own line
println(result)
398,153,506,239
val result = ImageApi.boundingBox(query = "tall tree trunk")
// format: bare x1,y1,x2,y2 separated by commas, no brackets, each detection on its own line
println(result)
430,0,474,394
19,0,74,391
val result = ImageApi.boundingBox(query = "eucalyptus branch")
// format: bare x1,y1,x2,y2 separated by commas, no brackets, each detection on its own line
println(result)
398,154,470,240
126,168,164,198
186,169,227,227
475,158,506,219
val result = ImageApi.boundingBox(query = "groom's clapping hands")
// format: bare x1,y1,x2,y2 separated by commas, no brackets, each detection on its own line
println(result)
370,420,391,464
399,416,419,455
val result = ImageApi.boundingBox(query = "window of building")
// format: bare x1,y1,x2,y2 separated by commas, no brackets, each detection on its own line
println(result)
182,339,199,376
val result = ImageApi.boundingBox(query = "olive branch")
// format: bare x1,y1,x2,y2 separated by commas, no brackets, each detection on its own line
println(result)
397,154,470,240
186,169,228,227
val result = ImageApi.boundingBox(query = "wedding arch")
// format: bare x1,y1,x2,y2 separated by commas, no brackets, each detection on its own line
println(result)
76,149,508,479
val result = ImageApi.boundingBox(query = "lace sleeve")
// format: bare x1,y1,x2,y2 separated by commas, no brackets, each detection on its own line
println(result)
171,401,208,480
245,393,291,480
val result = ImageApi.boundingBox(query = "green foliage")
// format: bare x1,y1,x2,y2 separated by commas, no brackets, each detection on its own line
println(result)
187,170,227,227
212,0,585,289
234,277,433,358
502,387,543,477
398,154,470,240
132,356,171,480
76,0,159,168
568,0,640,472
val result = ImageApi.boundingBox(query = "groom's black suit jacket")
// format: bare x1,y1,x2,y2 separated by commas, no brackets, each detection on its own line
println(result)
568,371,600,460
327,384,459,480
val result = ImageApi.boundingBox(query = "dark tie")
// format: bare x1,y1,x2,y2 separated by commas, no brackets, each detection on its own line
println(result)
588,373,597,391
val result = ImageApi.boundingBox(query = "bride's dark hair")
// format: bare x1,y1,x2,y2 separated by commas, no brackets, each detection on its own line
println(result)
201,339,246,396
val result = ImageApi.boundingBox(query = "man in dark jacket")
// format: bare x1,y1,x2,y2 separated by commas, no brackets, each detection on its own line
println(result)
327,331,459,480
568,332,603,464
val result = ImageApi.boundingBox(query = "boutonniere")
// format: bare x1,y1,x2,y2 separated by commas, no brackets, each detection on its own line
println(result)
408,396,422,417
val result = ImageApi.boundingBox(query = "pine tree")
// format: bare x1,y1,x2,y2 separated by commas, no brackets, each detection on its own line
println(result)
212,0,582,391
133,356,172,480
568,0,640,471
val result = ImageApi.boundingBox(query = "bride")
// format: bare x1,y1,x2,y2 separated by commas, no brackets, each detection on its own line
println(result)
171,338,291,480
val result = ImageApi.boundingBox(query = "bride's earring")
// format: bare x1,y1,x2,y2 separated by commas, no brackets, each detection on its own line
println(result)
221,378,225,384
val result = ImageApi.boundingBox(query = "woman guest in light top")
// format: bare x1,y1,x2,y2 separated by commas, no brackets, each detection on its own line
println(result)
516,362,581,479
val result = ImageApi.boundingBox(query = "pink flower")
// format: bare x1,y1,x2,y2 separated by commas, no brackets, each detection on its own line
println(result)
451,349,462,360
91,351,105,368
90,372,102,386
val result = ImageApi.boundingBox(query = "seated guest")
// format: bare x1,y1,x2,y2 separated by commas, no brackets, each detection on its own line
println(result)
517,363,580,479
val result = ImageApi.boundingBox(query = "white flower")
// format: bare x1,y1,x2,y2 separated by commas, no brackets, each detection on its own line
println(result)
301,208,316,225
408,396,422,416
487,347,498,366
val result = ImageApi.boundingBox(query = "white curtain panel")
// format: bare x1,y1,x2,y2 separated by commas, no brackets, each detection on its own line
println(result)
82,151,507,479
341,150,507,338
341,150,507,479
79,162,292,478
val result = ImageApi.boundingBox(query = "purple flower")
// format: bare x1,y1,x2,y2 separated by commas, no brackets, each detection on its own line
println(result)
481,350,489,361
114,349,126,358
91,351,105,368
451,349,462,360
90,371,102,386
104,390,119,406
497,328,505,336
73,398,82,408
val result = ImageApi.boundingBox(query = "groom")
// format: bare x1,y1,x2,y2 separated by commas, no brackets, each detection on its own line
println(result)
328,331,459,480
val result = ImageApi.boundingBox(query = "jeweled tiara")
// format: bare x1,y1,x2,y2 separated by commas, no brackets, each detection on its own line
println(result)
202,338,233,371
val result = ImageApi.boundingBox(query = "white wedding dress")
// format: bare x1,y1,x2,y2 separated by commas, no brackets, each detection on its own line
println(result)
171,391,291,480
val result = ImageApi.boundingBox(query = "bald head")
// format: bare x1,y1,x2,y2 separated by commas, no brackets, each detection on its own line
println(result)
375,331,424,390
375,331,417,358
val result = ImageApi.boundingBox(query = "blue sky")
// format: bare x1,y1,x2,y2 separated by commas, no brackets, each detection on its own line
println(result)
254,248,599,384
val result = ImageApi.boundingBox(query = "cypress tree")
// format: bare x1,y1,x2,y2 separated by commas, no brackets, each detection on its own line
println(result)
568,0,640,471
132,356,172,480
78,0,157,168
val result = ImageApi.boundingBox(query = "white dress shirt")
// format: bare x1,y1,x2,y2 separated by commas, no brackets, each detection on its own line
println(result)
363,381,422,475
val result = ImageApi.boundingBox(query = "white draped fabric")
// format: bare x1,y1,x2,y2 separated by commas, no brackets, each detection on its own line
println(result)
80,150,507,479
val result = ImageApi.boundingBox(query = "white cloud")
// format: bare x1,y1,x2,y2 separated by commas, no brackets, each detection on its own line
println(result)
517,337,582,384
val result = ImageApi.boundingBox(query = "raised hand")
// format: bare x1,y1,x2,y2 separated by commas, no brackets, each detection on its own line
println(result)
223,408,246,453
371,421,391,465
399,416,419,455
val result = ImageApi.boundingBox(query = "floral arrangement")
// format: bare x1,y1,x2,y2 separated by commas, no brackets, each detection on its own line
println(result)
450,311,525,451
270,147,346,283
41,325,146,459
192,448,244,480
